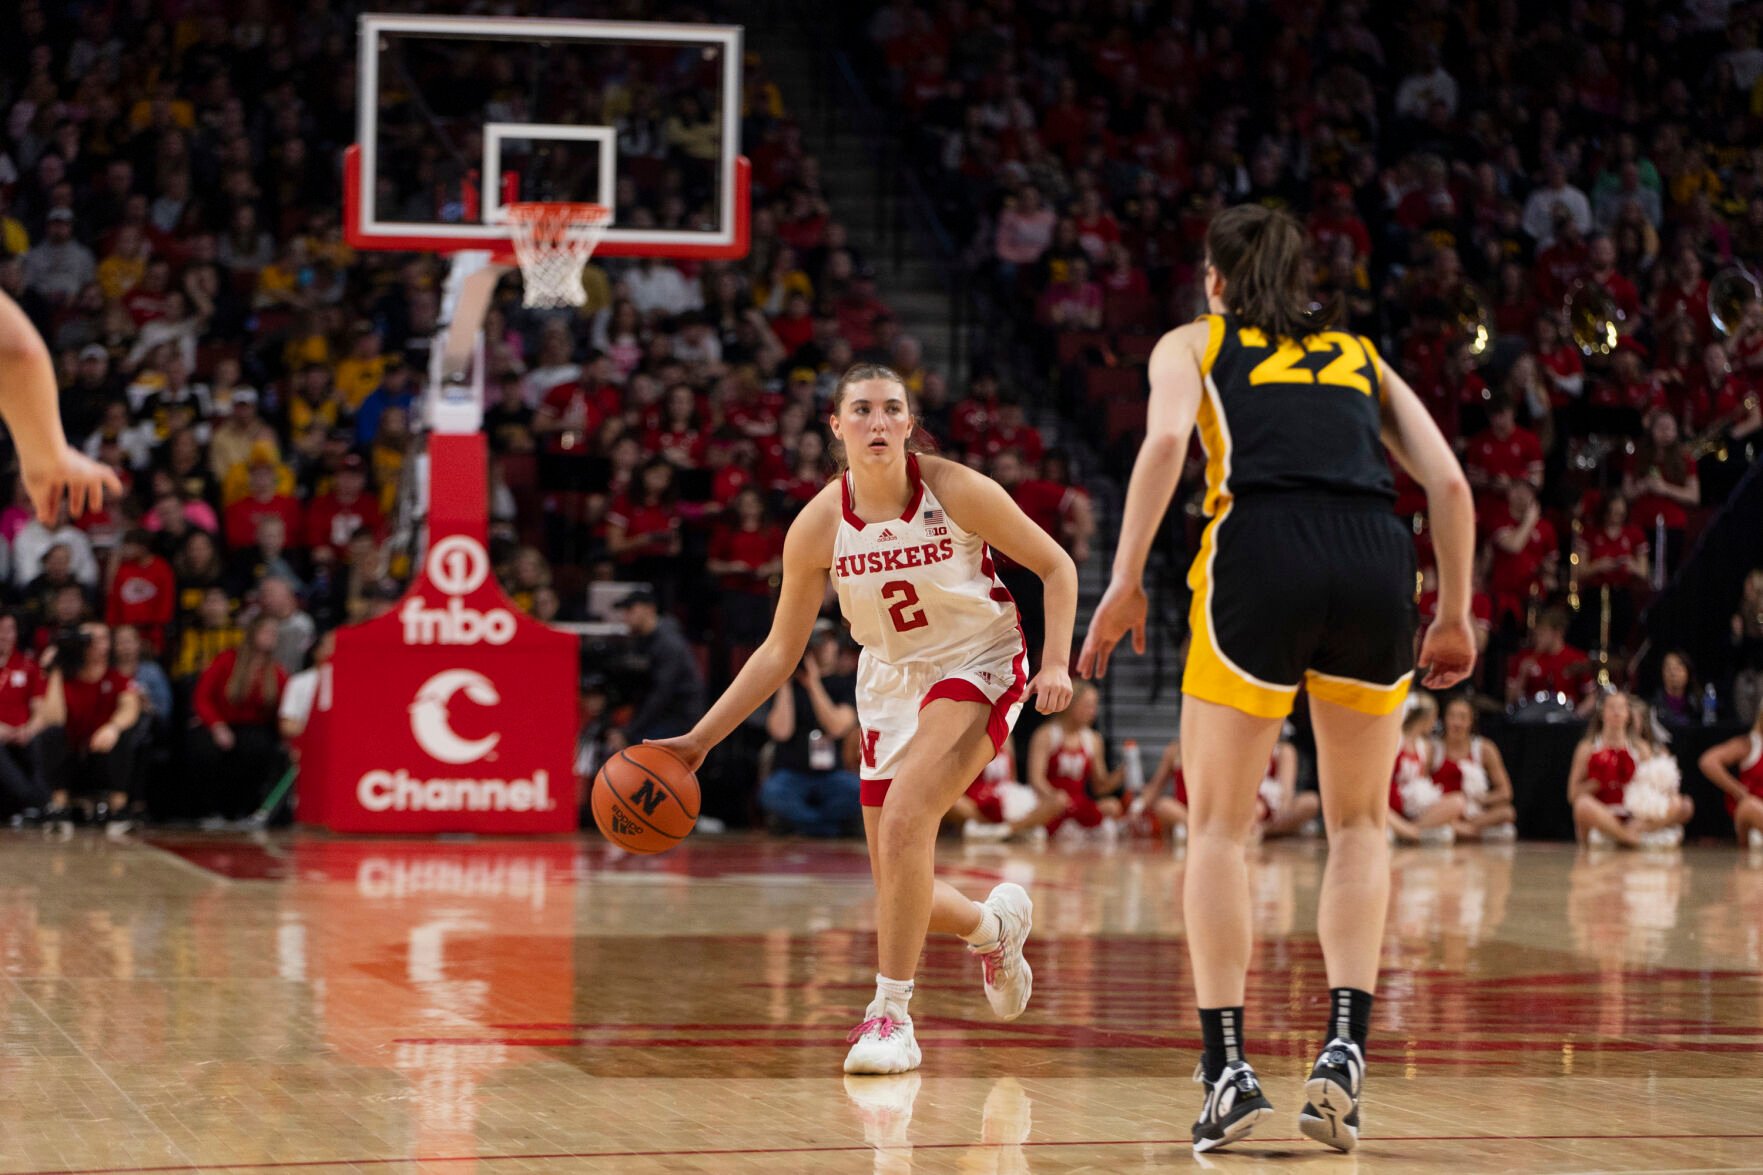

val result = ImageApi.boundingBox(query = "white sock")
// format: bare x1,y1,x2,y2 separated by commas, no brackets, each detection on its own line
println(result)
960,904,1002,951
874,973,915,1021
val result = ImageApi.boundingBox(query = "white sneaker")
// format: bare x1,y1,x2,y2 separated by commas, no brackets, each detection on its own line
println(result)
973,882,1033,1020
963,819,1011,843
1417,825,1455,845
844,1005,921,1074
1301,818,1324,838
1020,827,1049,847
1055,820,1086,846
1098,818,1122,844
1173,822,1189,843
1748,828,1763,850
1482,822,1518,842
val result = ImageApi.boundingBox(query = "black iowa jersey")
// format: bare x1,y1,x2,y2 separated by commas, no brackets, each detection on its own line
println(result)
1193,313,1394,514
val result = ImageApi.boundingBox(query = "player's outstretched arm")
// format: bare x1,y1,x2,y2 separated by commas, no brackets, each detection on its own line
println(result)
644,490,835,772
1079,322,1205,679
927,457,1076,714
1379,361,1476,690
0,290,121,521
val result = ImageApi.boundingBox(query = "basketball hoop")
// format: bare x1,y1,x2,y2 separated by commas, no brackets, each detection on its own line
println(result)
499,202,612,308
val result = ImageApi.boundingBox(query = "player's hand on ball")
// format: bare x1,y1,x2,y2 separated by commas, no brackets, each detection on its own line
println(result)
1077,578,1147,679
1027,665,1073,714
1418,614,1476,689
643,733,709,774
22,443,122,523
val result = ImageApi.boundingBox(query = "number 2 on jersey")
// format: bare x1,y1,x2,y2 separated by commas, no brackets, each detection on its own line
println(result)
1241,329,1373,397
882,580,928,632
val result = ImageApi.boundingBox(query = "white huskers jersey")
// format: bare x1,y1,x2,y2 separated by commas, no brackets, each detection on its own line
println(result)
831,455,1028,790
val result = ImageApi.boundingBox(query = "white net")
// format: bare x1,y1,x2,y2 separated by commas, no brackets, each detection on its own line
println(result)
500,203,612,309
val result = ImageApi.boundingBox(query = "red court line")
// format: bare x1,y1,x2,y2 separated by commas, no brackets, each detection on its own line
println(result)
15,1133,1763,1174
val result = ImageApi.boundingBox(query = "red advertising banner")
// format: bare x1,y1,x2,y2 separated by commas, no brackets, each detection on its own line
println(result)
300,434,580,833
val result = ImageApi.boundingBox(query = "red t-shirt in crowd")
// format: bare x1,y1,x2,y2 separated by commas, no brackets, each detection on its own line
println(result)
711,465,755,506
646,428,708,468
709,524,784,595
305,491,385,557
1463,426,1542,495
1582,524,1648,587
193,649,287,728
106,556,176,652
951,397,1000,450
1012,478,1075,540
771,312,815,353
1625,452,1694,531
1508,643,1590,700
1488,515,1557,598
538,382,608,455
0,651,44,728
981,423,1046,464
1416,589,1494,635
224,494,304,551
606,496,676,559
62,669,137,749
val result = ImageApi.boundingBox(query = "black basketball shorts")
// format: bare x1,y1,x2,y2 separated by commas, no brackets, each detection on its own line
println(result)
1182,494,1418,719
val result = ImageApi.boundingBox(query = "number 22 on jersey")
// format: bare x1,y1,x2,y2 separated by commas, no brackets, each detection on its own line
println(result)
1239,328,1373,397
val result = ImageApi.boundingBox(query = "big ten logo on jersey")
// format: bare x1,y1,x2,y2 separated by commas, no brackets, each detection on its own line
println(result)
924,506,947,537
399,535,517,646
1238,328,1374,396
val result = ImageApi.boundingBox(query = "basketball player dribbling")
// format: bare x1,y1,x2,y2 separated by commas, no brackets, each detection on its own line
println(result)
649,363,1077,1074
0,291,121,519
1079,205,1476,1153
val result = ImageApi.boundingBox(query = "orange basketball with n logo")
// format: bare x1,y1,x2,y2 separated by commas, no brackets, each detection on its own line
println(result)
592,745,700,853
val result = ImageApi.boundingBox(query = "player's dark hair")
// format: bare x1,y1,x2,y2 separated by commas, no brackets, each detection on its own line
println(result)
1204,204,1336,341
828,363,934,470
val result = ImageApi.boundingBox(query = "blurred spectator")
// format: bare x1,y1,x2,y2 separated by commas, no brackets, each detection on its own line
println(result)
225,457,304,552
189,616,287,821
41,623,140,833
14,508,100,590
610,588,704,744
0,612,53,820
759,622,860,837
105,530,175,655
172,587,245,687
1507,609,1592,709
706,488,783,646
279,631,335,746
1651,649,1701,729
254,578,315,674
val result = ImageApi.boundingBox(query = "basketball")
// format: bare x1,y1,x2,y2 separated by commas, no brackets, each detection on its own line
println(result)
592,745,700,854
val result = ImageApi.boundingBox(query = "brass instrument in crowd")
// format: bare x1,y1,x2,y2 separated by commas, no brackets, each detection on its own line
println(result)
1689,390,1761,460
1596,585,1612,687
1565,281,1620,356
1567,517,1582,613
1710,266,1761,337
1455,285,1490,357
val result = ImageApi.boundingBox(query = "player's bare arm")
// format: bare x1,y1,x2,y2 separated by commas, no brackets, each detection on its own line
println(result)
0,290,122,521
1378,361,1477,689
921,455,1076,714
646,487,838,771
1079,320,1206,678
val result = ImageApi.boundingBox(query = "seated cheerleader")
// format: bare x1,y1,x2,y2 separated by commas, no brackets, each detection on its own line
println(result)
1140,727,1315,842
1387,693,1465,845
1568,691,1693,848
1033,682,1127,841
1433,695,1519,842
1138,736,1189,841
1626,698,1693,847
947,739,1068,844
1255,725,1320,840
1697,705,1763,849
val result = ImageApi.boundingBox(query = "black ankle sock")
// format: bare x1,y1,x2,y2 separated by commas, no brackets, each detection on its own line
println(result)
1329,987,1373,1049
1199,1006,1244,1081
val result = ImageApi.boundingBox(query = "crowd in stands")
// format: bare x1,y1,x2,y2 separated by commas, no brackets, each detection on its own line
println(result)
0,1,1096,831
859,0,1763,728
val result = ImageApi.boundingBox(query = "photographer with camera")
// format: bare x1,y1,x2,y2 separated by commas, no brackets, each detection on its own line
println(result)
758,620,862,837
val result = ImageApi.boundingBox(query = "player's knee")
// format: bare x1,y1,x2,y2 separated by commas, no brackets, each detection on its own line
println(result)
876,791,938,857
1098,797,1123,818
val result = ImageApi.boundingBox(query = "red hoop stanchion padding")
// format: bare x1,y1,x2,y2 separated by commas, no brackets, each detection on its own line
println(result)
500,202,612,308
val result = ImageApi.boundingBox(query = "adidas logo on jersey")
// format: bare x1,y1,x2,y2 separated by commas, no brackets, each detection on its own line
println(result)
876,528,898,542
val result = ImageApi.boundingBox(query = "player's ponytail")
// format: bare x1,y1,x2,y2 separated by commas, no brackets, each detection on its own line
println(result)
1204,204,1337,341
827,362,935,471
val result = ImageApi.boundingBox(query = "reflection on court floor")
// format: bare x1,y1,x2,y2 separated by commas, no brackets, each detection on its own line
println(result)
0,833,1759,1173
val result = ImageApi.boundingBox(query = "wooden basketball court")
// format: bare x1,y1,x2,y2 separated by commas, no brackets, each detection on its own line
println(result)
1,832,1759,1173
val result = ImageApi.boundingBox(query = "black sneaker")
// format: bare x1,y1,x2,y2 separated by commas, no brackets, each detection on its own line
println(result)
1298,1037,1364,1152
1191,1059,1273,1153
42,805,77,836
